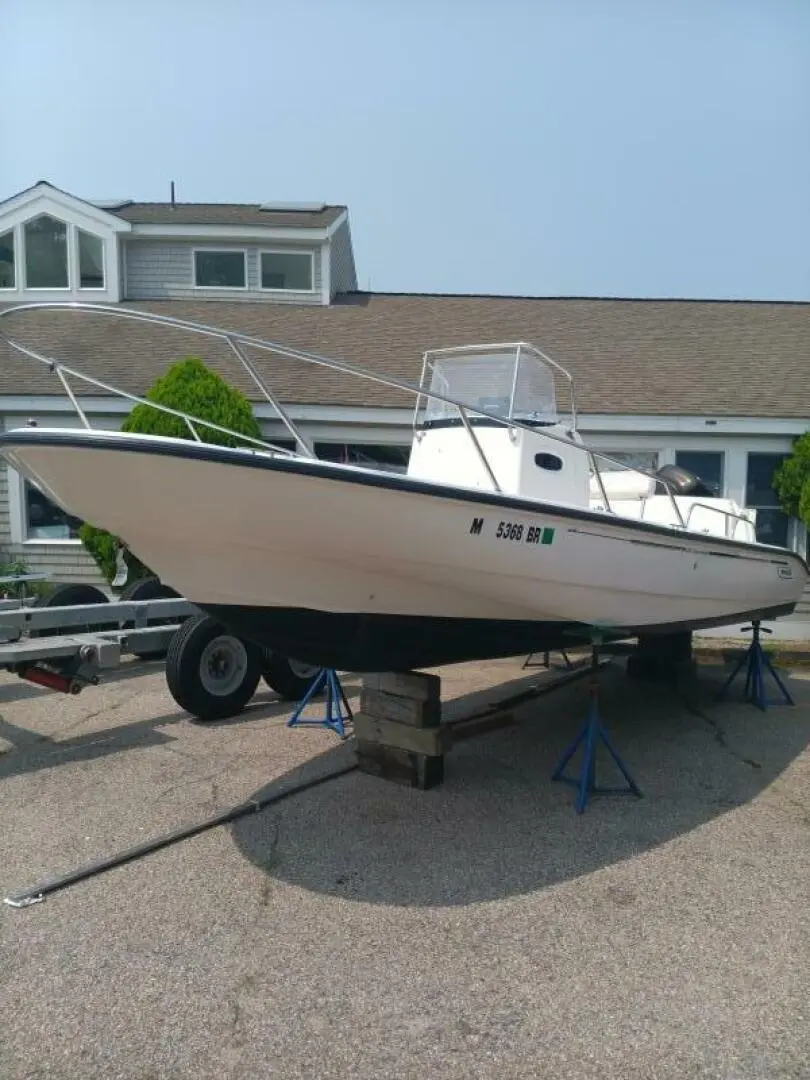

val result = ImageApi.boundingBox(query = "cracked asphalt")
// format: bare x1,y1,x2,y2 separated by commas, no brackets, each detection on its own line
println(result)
0,655,809,1079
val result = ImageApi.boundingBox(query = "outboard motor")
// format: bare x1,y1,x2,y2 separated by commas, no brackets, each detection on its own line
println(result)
654,463,715,498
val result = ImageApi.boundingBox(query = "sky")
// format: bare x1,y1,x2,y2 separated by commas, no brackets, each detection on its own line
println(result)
2,0,809,301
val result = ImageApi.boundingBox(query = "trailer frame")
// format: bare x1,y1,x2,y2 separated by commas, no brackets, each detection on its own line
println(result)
0,596,200,694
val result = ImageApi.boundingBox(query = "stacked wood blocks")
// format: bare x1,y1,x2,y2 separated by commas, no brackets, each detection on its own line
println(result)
354,671,450,789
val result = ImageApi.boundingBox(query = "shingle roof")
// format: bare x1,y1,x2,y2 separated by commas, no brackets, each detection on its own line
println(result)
111,202,345,229
1,293,809,418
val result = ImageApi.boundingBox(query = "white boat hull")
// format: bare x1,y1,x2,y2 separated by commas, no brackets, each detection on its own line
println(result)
2,429,807,670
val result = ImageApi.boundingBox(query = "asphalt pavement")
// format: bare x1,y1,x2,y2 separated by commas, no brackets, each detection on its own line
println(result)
0,655,808,1079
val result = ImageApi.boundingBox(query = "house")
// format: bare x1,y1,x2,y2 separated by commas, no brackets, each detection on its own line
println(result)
0,180,808,611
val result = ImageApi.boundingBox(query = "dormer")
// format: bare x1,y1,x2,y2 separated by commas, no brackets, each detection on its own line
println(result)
114,197,357,305
0,181,131,303
0,182,358,308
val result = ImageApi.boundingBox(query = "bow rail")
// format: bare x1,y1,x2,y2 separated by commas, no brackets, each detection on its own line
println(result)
0,301,691,528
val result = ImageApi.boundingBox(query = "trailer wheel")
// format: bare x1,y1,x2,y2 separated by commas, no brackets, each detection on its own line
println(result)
262,653,323,701
118,575,182,660
29,583,114,637
165,614,262,722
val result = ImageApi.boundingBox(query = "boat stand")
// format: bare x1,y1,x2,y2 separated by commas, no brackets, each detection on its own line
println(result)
716,621,794,712
287,668,353,738
523,649,574,672
552,640,642,814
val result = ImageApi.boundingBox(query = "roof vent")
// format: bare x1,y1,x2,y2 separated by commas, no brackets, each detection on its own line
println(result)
259,201,327,213
89,199,135,211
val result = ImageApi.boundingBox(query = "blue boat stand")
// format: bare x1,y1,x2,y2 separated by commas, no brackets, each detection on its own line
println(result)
552,638,642,814
287,668,353,738
716,620,794,712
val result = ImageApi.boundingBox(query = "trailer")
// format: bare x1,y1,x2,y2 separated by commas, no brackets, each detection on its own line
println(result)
0,579,322,722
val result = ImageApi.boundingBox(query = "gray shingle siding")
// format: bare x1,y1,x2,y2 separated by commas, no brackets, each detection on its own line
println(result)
329,219,358,295
124,240,324,304
8,543,107,587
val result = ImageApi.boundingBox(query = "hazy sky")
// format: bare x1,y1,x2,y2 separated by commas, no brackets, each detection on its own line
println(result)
2,0,808,300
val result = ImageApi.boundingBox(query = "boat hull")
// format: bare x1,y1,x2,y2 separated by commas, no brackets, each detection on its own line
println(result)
198,603,797,671
1,429,807,670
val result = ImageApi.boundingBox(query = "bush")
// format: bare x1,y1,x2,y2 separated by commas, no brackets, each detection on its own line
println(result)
80,356,262,586
773,431,810,526
0,555,29,599
0,555,50,600
78,523,141,584
121,357,261,447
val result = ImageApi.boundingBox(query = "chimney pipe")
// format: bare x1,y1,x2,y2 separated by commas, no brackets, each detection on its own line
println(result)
170,181,176,207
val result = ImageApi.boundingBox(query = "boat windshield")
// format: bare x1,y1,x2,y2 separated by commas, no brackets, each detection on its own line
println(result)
417,345,558,427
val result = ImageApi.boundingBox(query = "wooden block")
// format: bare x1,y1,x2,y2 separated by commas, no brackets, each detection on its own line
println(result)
360,687,441,727
355,741,445,790
360,671,440,703
353,714,452,756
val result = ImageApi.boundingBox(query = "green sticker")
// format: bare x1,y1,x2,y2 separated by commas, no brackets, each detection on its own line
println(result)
541,528,555,545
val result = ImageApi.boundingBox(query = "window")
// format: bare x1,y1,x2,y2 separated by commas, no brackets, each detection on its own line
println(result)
260,251,313,291
24,214,69,288
194,250,246,288
314,442,410,473
78,229,104,289
24,480,82,540
0,230,14,288
675,450,724,497
746,452,789,547
603,450,659,472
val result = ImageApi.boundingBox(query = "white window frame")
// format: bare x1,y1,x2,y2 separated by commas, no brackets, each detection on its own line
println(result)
3,217,109,294
259,248,315,293
8,468,82,546
22,214,72,292
0,226,16,291
77,227,107,291
192,247,248,290
0,185,125,301
674,448,726,496
743,449,795,550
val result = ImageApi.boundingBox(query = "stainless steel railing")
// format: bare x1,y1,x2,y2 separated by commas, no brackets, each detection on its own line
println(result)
0,301,693,530
684,500,755,539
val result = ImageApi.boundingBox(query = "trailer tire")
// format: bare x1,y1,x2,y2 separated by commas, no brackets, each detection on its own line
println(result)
166,614,262,722
29,583,114,637
118,575,182,660
262,653,323,701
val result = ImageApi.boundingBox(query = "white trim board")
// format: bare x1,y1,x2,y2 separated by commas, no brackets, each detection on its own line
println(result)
128,224,332,242
0,183,132,235
576,414,810,435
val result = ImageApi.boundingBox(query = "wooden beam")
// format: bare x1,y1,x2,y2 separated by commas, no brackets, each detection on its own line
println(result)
359,687,440,727
355,741,445,790
360,670,440,702
353,714,451,756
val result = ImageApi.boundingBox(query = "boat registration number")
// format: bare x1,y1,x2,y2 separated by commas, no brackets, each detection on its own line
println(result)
469,517,555,546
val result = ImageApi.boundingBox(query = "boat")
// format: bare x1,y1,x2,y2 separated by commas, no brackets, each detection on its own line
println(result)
0,302,806,672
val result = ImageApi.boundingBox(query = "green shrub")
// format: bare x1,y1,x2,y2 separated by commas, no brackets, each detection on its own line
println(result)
78,523,126,583
80,356,262,586
0,555,30,598
0,555,49,600
121,357,261,446
773,432,810,526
